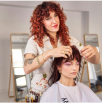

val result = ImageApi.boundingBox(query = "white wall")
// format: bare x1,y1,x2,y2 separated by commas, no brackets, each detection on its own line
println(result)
0,1,102,98
0,5,33,92
65,11,82,41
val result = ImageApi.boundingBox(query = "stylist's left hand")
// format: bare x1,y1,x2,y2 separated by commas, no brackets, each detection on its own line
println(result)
80,45,97,59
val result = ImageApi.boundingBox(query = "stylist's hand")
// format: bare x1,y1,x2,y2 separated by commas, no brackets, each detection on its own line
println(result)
80,45,97,59
47,46,72,58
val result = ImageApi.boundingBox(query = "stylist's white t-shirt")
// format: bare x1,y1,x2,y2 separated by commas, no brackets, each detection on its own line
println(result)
40,81,101,102
24,35,83,93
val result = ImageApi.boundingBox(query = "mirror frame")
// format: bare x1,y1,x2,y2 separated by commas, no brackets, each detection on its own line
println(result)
8,33,30,102
80,59,91,88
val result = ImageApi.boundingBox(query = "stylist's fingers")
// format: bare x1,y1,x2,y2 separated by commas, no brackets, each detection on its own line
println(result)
50,46,72,58
85,51,94,58
81,48,91,56
64,48,72,56
61,50,71,57
60,54,67,58
87,52,95,59
84,50,95,59
81,45,93,53
64,46,72,56
81,45,95,59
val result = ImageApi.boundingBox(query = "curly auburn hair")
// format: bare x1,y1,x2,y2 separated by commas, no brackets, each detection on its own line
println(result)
48,45,82,86
30,1,71,47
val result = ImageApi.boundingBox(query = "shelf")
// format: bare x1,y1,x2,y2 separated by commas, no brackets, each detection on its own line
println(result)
14,75,26,79
94,70,101,73
16,97,25,102
17,85,27,89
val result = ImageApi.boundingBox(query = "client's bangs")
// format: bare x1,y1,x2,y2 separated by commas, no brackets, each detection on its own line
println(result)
64,45,81,63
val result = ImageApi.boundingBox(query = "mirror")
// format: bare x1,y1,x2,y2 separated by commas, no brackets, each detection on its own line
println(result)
9,33,30,102
84,34,102,93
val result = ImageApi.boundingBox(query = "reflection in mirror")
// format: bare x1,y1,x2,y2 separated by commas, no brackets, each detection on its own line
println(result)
10,33,30,102
84,34,102,93
12,49,24,67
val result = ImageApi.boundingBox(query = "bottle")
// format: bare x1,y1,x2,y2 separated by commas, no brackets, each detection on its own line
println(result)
30,97,33,103
38,92,43,102
25,95,27,102
26,94,30,103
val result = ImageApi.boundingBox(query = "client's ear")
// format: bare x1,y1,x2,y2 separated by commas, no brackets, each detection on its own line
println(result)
57,66,61,73
57,65,61,70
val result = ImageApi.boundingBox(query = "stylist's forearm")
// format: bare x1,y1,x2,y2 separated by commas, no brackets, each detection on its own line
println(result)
24,51,51,74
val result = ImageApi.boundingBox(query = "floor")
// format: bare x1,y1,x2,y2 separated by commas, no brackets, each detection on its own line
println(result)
0,90,26,103
0,91,15,102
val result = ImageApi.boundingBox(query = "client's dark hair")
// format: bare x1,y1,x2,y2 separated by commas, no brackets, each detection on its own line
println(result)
48,45,82,86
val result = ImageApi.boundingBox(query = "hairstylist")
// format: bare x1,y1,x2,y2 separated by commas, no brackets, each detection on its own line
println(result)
24,1,100,97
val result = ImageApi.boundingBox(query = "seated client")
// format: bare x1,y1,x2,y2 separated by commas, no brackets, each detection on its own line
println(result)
40,45,101,102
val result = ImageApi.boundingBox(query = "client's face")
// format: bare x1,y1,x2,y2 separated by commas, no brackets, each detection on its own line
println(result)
59,59,79,79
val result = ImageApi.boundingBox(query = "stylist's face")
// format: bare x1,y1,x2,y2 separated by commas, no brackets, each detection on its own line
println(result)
60,59,79,79
43,11,60,33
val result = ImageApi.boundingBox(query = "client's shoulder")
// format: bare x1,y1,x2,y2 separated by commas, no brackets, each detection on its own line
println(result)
40,82,58,102
77,82,91,90
44,82,58,94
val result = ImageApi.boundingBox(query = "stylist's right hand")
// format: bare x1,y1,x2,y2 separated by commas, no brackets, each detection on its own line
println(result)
47,46,72,58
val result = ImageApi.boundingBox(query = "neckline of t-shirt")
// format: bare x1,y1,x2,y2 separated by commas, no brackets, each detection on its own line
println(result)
57,81,78,89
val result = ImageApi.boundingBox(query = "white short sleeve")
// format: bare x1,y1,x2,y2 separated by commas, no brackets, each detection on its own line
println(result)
24,36,38,57
70,36,84,52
